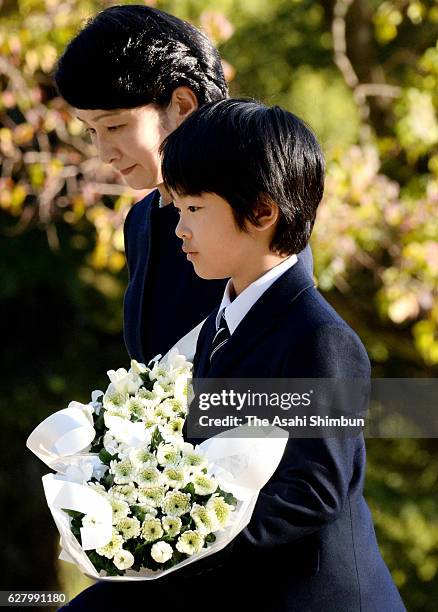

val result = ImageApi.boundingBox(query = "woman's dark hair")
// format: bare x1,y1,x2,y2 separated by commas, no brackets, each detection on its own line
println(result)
161,99,325,255
54,5,228,110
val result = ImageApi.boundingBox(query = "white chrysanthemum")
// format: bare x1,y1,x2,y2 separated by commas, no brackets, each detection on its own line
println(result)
156,443,180,467
190,503,217,535
107,367,142,395
176,530,204,556
110,458,135,485
152,380,173,399
162,516,182,538
104,413,130,434
126,396,147,420
160,350,192,385
151,541,173,564
141,518,163,542
173,373,192,405
103,432,120,456
109,497,130,524
96,528,124,559
87,482,109,498
206,495,235,530
148,360,168,381
137,486,166,508
181,449,207,474
134,465,162,488
162,467,187,489
109,484,137,505
142,412,162,429
192,473,218,496
160,398,187,417
129,359,148,376
113,548,135,570
115,516,141,540
161,417,185,440
153,401,175,419
166,348,190,369
103,390,130,416
138,388,162,409
162,491,191,517
129,447,158,469
138,506,158,518
106,417,150,448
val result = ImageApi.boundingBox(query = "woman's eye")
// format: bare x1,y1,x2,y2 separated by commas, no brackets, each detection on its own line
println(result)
188,206,200,212
107,125,123,132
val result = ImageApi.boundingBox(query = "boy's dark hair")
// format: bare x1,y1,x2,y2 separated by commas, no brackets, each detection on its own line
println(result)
54,5,228,110
161,99,325,255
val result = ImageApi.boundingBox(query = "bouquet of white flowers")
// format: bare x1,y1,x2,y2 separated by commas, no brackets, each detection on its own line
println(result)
27,349,288,581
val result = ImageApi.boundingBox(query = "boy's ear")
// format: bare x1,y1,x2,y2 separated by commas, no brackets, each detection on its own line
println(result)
252,195,280,231
167,87,199,127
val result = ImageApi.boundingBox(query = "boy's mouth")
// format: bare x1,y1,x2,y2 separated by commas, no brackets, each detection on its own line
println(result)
182,246,198,260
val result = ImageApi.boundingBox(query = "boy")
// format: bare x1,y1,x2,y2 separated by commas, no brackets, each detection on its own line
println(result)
53,4,314,366
158,98,406,611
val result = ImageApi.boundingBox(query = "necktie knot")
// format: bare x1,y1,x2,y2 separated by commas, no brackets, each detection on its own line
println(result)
210,311,230,364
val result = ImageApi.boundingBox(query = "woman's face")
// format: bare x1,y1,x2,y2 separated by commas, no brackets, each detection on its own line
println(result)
75,105,175,190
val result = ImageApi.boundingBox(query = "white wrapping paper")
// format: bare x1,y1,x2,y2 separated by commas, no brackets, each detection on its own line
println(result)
45,424,288,581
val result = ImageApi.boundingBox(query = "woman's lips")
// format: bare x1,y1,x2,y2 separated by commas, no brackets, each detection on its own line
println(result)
121,165,137,176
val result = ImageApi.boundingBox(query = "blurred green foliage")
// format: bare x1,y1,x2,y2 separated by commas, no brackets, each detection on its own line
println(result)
0,0,437,609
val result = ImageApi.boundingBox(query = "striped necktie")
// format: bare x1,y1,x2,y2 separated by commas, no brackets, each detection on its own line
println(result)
210,311,230,364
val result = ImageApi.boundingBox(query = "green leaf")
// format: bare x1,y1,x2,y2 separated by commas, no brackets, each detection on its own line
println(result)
216,487,237,507
62,508,85,519
99,448,118,466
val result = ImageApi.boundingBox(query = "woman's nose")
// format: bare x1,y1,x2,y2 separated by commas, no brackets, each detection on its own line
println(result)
97,136,120,165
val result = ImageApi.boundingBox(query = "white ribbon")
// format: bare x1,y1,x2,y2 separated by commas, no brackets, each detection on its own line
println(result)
26,406,96,472
42,474,113,551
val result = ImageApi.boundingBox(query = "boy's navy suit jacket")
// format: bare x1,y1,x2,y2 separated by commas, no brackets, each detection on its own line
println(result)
61,194,405,611
182,257,405,611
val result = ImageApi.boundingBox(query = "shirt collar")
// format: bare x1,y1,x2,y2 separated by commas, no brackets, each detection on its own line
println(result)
215,254,298,334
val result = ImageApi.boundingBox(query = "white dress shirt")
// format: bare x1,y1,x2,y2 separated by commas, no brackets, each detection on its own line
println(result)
215,254,298,334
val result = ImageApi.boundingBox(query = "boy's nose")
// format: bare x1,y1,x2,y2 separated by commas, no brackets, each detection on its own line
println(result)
175,217,191,239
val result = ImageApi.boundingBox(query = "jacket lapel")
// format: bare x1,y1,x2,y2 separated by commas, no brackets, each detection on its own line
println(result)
193,309,219,378
197,258,315,378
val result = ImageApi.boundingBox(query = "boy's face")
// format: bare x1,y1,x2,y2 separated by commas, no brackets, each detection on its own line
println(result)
173,193,262,280
75,105,173,190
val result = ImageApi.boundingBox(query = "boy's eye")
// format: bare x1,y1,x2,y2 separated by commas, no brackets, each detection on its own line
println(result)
85,127,96,135
173,205,201,214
